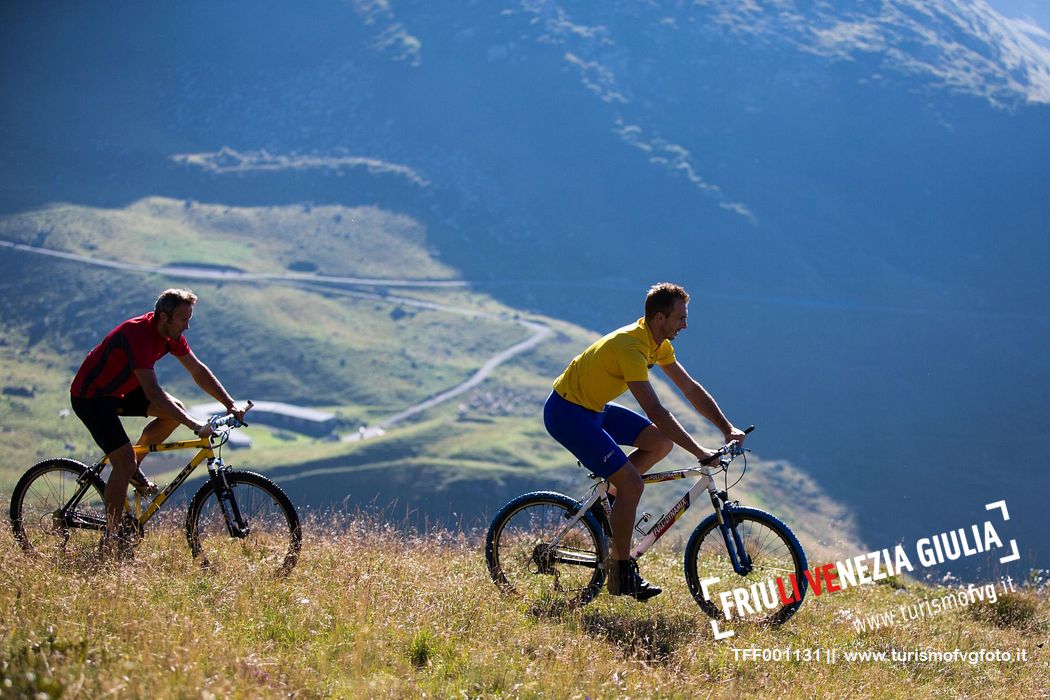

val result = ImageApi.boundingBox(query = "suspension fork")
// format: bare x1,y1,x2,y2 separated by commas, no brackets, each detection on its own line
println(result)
207,460,250,538
715,500,754,575
702,465,754,576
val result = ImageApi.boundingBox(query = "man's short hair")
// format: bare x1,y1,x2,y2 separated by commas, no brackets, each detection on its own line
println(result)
644,282,690,319
155,288,198,316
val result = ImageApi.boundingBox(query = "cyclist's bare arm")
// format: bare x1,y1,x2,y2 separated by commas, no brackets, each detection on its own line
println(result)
627,380,716,462
134,368,210,436
659,361,747,445
176,351,245,423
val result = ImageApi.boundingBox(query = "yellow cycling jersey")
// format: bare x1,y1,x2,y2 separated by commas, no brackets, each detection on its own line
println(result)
553,317,676,412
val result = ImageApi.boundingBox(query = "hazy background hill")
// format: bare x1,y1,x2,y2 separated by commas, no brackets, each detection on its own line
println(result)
0,199,855,566
1,0,1047,577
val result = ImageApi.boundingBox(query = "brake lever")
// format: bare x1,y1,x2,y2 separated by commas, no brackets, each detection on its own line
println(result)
236,400,253,428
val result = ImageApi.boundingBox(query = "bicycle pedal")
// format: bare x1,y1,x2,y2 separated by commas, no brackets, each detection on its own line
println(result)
133,483,160,499
130,474,160,498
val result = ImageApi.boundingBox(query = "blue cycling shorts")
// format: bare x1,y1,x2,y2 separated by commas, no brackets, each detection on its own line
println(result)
543,390,652,478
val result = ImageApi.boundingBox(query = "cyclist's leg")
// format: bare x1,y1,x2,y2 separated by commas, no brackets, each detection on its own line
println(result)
114,388,167,494
72,396,138,536
626,424,673,473
602,405,671,497
103,442,137,535
599,405,666,597
543,393,660,598
605,459,643,559
604,459,661,598
126,389,183,455
543,393,639,560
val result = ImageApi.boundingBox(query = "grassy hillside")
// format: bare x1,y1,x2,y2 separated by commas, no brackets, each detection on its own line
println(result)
0,198,858,561
0,197,455,279
1,520,1046,698
7,198,1039,697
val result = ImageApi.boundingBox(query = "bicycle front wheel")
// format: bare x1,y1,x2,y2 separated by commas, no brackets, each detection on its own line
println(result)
9,458,106,558
684,507,808,626
485,491,607,611
185,470,301,577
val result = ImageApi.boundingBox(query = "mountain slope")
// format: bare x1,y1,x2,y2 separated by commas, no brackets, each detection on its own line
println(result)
1,0,1045,574
0,199,856,560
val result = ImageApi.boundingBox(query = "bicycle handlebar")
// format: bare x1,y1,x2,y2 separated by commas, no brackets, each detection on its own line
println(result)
207,400,254,431
699,424,755,466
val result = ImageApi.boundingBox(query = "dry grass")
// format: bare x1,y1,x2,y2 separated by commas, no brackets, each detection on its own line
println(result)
1,514,1047,699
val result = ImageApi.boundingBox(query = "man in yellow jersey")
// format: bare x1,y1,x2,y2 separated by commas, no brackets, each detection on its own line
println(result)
545,282,747,600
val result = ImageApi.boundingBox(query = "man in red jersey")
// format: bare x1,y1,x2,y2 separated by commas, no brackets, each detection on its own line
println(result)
70,288,245,556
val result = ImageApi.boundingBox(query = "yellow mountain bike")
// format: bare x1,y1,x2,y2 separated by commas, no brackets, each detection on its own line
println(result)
9,404,301,576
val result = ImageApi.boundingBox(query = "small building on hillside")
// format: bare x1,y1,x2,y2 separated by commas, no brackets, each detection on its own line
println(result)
190,401,338,447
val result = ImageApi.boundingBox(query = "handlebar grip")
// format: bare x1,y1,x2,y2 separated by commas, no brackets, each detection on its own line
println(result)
210,414,244,429
208,402,253,430
743,425,755,434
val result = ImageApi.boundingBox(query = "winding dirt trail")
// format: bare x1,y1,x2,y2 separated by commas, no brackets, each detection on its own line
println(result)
1,239,552,440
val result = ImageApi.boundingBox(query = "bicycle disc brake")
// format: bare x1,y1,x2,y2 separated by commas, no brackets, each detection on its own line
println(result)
529,543,557,575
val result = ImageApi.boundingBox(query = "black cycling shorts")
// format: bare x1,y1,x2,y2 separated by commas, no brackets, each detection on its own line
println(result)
70,387,152,455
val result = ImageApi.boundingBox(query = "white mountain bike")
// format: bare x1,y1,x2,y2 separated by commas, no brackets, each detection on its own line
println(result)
485,427,809,624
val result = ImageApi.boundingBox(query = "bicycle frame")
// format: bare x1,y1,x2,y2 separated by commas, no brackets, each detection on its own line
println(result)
558,461,757,576
66,435,229,531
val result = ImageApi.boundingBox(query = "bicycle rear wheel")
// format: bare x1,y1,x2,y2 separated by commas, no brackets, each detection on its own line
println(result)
485,491,607,612
684,507,808,626
185,470,301,577
9,458,106,558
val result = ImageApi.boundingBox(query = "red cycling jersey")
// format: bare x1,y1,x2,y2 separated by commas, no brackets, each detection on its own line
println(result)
71,312,191,399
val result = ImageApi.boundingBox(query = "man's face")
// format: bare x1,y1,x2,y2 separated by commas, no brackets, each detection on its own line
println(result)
656,299,688,340
159,303,193,338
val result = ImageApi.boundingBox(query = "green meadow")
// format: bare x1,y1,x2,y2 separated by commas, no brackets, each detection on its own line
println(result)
1,519,1045,699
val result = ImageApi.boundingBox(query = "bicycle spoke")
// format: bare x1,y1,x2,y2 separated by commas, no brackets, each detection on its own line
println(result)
187,472,300,577
685,509,807,625
11,461,106,558
486,494,606,609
